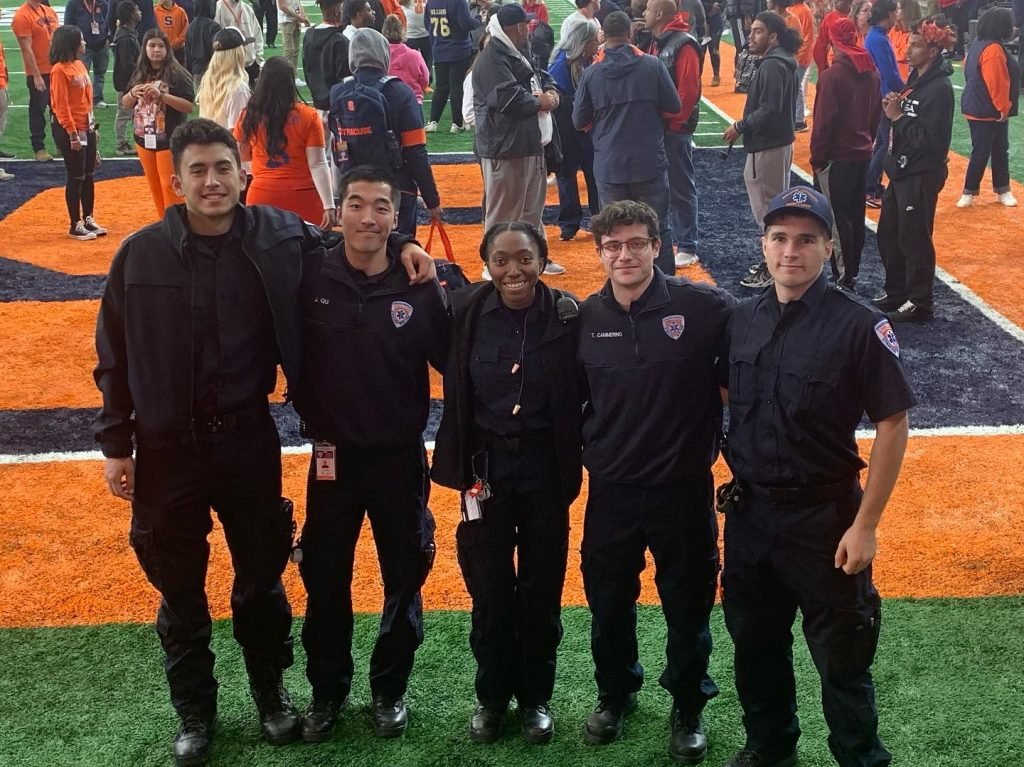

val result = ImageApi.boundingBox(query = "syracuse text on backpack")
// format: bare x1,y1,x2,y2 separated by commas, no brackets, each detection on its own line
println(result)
328,75,405,174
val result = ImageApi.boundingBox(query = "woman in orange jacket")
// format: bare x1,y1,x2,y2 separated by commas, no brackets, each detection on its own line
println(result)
49,25,107,240
958,7,1020,208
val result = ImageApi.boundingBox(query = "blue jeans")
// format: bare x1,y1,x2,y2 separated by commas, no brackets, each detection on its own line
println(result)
865,114,890,197
596,172,674,274
81,45,110,104
664,131,698,254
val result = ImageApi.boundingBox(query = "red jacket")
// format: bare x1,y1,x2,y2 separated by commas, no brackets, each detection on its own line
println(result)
809,52,881,168
646,14,701,134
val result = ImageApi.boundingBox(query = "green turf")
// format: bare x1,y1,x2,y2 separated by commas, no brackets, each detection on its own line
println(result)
1,598,1022,766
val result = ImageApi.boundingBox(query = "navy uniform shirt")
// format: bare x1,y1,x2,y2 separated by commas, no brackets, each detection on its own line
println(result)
578,267,736,485
469,287,552,437
722,272,917,487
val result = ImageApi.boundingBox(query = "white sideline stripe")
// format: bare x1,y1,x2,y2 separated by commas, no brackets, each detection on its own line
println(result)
2,429,1020,465
700,95,1024,346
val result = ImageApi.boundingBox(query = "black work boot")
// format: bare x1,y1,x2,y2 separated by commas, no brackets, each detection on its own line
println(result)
249,670,301,745
371,694,408,738
669,707,707,764
469,701,506,743
301,695,348,743
583,692,638,745
173,713,215,767
722,748,798,767
520,702,554,745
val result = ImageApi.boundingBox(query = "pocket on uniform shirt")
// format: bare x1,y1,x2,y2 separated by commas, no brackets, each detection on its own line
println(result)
779,353,840,415
728,347,759,405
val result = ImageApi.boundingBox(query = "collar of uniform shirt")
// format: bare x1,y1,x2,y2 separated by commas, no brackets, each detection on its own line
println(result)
479,284,547,316
598,265,670,315
753,269,830,316
184,207,245,257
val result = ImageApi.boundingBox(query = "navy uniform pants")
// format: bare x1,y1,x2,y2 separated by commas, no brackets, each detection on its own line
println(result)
455,437,569,709
130,414,295,718
722,486,891,767
299,442,435,702
581,473,720,713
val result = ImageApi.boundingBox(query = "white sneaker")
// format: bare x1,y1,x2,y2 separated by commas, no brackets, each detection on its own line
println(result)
543,261,566,276
295,78,306,87
674,250,699,268
956,194,974,208
425,121,439,133
998,192,1018,207
0,169,14,181
95,101,108,109
69,221,98,241
450,123,466,133
84,215,108,236
546,174,556,186
481,266,492,281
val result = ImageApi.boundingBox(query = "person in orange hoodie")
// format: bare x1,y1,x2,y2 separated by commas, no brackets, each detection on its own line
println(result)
155,0,189,63
958,6,1019,208
49,25,109,240
774,0,814,130
887,0,919,81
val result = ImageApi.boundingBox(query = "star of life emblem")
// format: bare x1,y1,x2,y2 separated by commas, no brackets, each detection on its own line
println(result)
391,301,414,328
662,314,685,340
874,319,900,357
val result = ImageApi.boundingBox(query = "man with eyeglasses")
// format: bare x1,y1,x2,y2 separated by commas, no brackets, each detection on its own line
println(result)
576,199,735,763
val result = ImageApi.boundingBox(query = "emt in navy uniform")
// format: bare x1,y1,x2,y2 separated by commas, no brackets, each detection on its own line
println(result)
719,186,915,767
576,200,736,763
291,165,449,744
431,222,583,746
95,121,437,767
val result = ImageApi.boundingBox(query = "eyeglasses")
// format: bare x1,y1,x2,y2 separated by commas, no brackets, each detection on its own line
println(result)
598,237,656,257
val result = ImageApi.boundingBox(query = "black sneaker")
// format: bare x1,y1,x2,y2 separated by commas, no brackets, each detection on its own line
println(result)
723,747,797,767
69,220,97,241
301,695,347,743
249,671,301,745
794,122,808,133
84,215,108,236
871,293,905,312
520,703,554,745
583,693,638,745
469,701,506,743
865,194,882,209
173,713,215,767
371,694,408,738
740,262,773,289
669,708,707,763
889,301,933,322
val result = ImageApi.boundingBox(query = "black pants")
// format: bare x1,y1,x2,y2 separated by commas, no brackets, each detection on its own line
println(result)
555,128,599,237
455,437,569,708
722,487,890,767
52,122,99,227
27,74,51,152
704,12,724,77
407,36,433,84
963,119,1011,194
299,442,435,702
877,166,947,310
246,60,261,88
430,56,470,126
581,474,719,713
130,415,294,718
729,15,750,66
816,158,868,289
253,0,278,46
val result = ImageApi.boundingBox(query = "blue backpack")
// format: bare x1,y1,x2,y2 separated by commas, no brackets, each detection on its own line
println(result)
328,75,404,173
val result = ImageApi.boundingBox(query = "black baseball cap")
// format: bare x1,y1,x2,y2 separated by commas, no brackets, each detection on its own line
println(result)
763,186,834,233
212,27,254,51
496,4,535,26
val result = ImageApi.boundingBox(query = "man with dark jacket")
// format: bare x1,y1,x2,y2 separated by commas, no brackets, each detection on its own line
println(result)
185,0,220,85
573,11,681,275
293,165,448,744
723,10,798,289
304,0,350,111
105,0,156,40
64,0,110,106
94,119,436,767
111,0,142,155
473,5,564,270
873,17,955,322
810,16,881,292
643,0,703,268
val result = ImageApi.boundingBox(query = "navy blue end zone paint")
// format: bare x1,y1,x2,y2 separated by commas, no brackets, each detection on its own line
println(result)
0,257,107,302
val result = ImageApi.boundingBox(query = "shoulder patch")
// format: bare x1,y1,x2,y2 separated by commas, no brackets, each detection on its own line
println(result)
662,314,685,340
391,300,414,328
874,318,900,357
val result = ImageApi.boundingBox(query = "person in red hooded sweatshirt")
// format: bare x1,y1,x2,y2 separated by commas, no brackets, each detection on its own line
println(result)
811,0,851,72
810,15,881,293
642,0,703,269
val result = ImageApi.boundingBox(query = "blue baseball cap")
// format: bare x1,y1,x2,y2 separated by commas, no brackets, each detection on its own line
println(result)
763,186,834,234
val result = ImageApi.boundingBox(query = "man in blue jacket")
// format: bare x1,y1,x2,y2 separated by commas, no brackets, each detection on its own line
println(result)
573,11,681,274
863,0,903,206
64,0,111,107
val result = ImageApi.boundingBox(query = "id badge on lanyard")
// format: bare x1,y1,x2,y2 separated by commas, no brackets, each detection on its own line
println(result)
314,440,337,481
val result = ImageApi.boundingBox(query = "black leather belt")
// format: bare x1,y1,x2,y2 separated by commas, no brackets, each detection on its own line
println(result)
743,475,859,504
191,407,269,435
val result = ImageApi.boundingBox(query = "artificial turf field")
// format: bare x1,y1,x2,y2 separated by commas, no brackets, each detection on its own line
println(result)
1,0,1024,765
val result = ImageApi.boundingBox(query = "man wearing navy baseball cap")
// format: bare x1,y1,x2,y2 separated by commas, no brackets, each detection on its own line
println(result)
717,186,915,767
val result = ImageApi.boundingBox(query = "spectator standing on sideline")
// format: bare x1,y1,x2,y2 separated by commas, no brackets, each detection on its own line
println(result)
957,6,1019,208
701,0,725,85
0,10,16,173
13,0,60,160
549,21,600,241
383,13,430,102
105,0,156,41
111,0,141,155
573,11,681,275
726,0,758,65
216,0,265,84
850,0,870,44
722,11,798,289
197,27,251,130
812,0,851,72
785,0,814,131
810,16,880,291
64,0,110,108
873,16,955,322
888,0,919,81
252,0,278,48
562,0,601,41
304,0,350,114
863,0,903,207
343,0,377,39
155,0,190,64
523,0,549,31
279,0,311,80
401,0,432,80
642,0,703,268
185,0,221,86
426,0,489,133
49,25,107,240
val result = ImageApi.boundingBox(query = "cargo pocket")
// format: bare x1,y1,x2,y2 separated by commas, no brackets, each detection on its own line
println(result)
826,600,882,683
128,524,162,592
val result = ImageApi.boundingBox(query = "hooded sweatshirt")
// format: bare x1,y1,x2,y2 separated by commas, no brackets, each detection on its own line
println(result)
884,59,954,181
810,51,881,168
303,24,350,110
572,43,681,184
735,44,797,153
